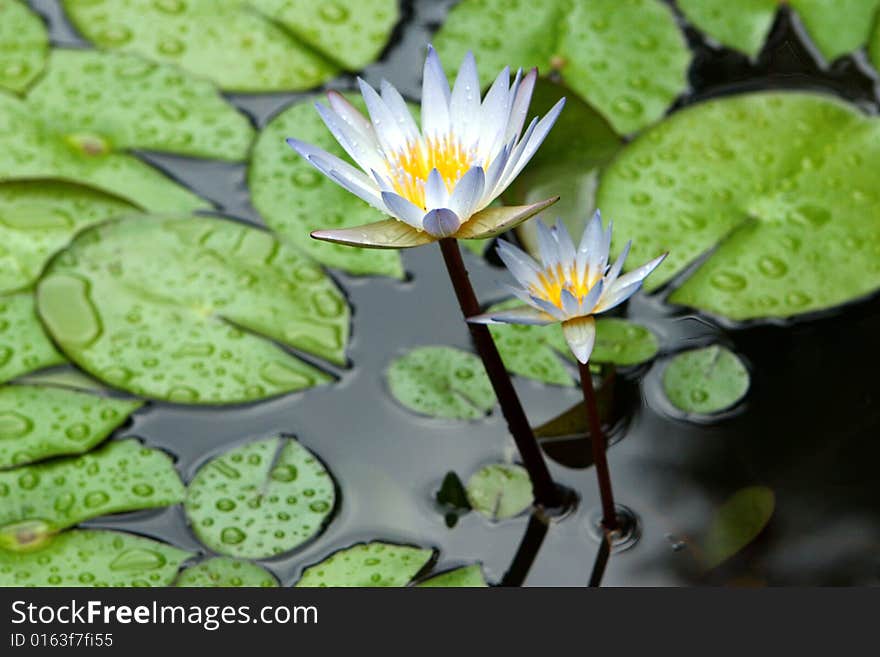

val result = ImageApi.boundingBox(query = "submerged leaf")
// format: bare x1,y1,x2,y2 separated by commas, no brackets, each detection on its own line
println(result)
294,542,434,587
0,439,184,536
416,564,488,587
0,292,65,384
703,486,775,569
37,215,348,404
662,346,750,415
0,529,192,587
185,436,336,559
598,92,880,320
0,0,48,94
175,557,278,587
250,94,403,278
434,0,691,134
386,346,495,420
466,464,533,520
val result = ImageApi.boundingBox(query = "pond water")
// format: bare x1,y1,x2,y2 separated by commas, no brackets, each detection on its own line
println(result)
24,0,880,586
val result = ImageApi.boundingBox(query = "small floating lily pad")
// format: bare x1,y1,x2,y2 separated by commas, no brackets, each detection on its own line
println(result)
434,0,691,134
662,346,750,415
598,92,880,320
37,215,348,404
61,0,399,92
175,557,278,587
0,292,65,384
185,436,336,559
27,49,254,161
703,486,775,569
0,529,192,587
0,439,184,540
0,384,142,469
0,0,48,94
294,542,434,587
466,464,533,520
386,346,495,420
250,94,403,278
416,564,488,587
591,318,660,366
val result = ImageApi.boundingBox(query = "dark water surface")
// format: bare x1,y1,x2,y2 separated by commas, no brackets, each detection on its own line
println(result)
27,0,880,585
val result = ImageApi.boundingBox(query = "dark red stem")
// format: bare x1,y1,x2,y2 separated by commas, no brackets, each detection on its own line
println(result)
578,360,618,532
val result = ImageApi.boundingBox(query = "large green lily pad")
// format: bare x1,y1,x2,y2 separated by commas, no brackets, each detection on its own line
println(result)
0,180,137,294
0,292,65,384
597,92,880,320
185,436,336,559
0,0,48,94
0,384,142,469
465,463,533,520
416,564,488,587
175,557,278,587
0,529,192,586
434,0,691,134
250,94,403,278
0,91,204,212
0,439,184,544
662,346,750,415
703,486,775,569
295,542,434,587
386,346,495,420
28,49,254,161
61,0,399,92
37,215,348,404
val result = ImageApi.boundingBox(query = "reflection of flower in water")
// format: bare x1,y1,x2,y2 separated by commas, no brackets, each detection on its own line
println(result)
287,46,564,246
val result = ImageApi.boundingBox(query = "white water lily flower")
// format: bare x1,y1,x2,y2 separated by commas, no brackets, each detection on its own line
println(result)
286,46,565,248
470,211,667,364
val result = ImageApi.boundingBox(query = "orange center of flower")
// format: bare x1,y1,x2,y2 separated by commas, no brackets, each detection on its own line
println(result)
529,264,600,311
388,135,476,209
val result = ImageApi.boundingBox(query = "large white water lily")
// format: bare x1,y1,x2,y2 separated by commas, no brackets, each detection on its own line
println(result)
286,46,565,248
470,211,667,364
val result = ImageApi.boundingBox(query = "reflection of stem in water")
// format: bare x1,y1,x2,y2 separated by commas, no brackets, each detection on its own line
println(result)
501,510,550,586
578,360,618,532
438,238,561,508
588,531,611,587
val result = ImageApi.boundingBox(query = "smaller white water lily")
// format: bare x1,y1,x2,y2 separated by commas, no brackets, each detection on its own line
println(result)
470,211,667,364
286,46,565,248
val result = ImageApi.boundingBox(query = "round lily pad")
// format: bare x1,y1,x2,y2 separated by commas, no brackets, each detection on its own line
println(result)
61,0,399,92
37,215,348,404
0,292,65,384
662,346,750,415
0,0,48,94
591,318,660,366
294,542,434,587
0,439,184,546
0,384,142,468
185,436,336,559
434,0,691,134
597,92,880,320
27,49,254,161
0,529,192,587
386,346,495,420
250,94,403,278
0,180,137,294
466,463,533,520
703,486,775,569
175,557,278,587
416,564,488,587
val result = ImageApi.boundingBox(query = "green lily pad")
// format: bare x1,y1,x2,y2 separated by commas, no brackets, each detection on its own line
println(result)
13,366,107,392
61,0,398,92
466,463,533,520
0,92,204,212
0,180,137,294
506,79,621,256
0,439,184,542
294,542,434,587
0,529,192,586
0,292,65,384
386,346,495,420
703,486,775,569
434,0,691,134
250,93,403,278
175,557,278,587
597,92,880,320
27,49,254,161
185,436,336,559
0,384,142,469
416,564,488,587
37,215,348,404
591,318,660,365
662,346,750,415
0,0,48,94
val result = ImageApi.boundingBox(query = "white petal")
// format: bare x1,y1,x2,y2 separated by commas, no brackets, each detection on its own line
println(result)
421,45,451,138
535,219,561,270
422,208,461,237
593,280,642,314
358,77,406,154
380,191,427,229
424,168,449,209
499,97,565,187
611,252,667,290
468,305,557,326
506,68,537,143
477,66,512,161
529,294,567,321
306,155,385,211
553,218,576,265
315,102,383,173
448,166,485,220
380,79,420,144
603,240,631,290
560,288,580,317
562,316,597,364
493,116,538,194
450,51,481,144
327,91,374,140
580,279,604,314
481,139,513,203
497,239,541,289
577,210,604,281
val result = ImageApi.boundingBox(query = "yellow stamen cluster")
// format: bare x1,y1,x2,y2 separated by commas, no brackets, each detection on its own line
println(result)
388,134,476,209
529,264,599,310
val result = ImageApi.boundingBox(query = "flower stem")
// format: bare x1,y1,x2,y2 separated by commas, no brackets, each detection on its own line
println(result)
438,238,561,508
577,360,618,532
